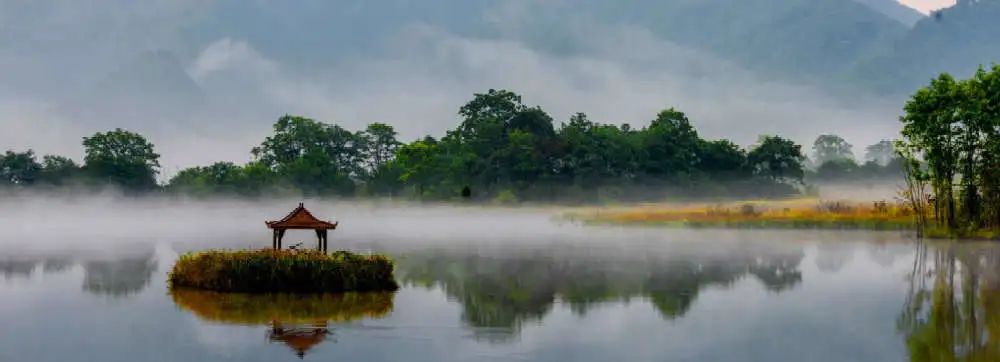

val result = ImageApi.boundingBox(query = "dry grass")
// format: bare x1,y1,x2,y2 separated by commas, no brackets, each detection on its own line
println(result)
570,198,920,230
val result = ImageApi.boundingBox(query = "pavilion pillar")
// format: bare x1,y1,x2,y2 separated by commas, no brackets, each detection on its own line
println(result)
277,229,286,249
315,229,324,251
272,229,277,249
322,230,329,253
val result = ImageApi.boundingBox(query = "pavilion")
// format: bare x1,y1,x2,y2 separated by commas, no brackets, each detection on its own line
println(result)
266,203,338,252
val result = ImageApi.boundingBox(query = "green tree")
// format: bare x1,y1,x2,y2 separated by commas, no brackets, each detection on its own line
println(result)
252,115,361,195
82,129,160,190
812,134,854,165
638,108,700,180
358,122,401,177
747,135,805,184
38,155,81,185
0,150,42,185
697,139,749,181
865,140,896,166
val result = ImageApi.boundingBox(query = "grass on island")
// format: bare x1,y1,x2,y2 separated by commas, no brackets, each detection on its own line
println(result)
169,288,394,325
168,249,399,293
570,198,919,230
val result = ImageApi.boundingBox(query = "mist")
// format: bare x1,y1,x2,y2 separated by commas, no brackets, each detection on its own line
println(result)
0,1,906,177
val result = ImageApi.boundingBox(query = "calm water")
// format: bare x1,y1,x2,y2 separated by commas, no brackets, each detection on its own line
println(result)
1,202,998,361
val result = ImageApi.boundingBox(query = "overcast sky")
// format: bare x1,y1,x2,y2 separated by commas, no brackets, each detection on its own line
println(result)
0,1,941,175
899,0,957,13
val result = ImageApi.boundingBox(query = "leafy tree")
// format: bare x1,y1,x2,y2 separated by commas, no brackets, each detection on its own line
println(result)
0,150,42,185
358,122,401,177
815,159,859,180
812,134,854,165
697,139,749,181
748,135,805,184
864,140,896,166
38,155,81,185
82,129,160,190
252,115,361,195
638,108,700,180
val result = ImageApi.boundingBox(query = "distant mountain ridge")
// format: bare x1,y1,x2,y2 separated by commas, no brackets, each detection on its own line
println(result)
852,0,926,26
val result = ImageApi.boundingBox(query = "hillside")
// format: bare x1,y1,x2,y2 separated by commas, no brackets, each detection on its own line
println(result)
852,0,1000,93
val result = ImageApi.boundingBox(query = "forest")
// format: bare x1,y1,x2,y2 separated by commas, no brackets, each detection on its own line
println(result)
0,89,901,202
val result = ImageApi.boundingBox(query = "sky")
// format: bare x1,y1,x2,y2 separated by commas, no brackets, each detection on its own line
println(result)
899,0,957,13
0,1,954,174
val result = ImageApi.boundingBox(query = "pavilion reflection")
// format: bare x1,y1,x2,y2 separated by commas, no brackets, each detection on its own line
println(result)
396,244,804,342
170,289,394,358
899,242,1000,361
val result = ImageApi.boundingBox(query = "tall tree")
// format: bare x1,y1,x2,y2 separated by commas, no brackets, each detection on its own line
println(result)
252,115,361,195
638,108,700,180
748,135,805,184
82,129,160,190
864,140,896,166
812,134,855,165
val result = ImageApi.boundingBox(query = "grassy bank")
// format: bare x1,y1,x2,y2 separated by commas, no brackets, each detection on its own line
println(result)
569,199,919,230
169,289,394,324
168,249,398,293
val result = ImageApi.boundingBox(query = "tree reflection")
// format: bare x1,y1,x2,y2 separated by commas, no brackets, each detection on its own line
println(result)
397,246,804,341
0,259,35,280
899,243,1000,361
82,253,157,297
170,289,394,358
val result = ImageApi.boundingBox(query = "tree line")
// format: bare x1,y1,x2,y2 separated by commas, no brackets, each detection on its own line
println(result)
897,64,1000,234
1,89,900,201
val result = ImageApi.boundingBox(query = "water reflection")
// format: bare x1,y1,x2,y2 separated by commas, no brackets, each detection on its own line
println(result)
397,245,804,341
170,289,394,358
82,253,157,297
0,259,35,280
899,243,1000,361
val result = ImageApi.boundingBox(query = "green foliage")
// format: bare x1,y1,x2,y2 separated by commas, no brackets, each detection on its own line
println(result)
748,135,806,184
0,150,41,185
82,128,160,190
898,65,1000,234
38,155,81,185
812,134,854,165
8,89,816,201
168,249,398,293
251,115,361,195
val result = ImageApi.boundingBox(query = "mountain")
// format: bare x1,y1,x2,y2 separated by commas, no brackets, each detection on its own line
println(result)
852,0,925,26
852,0,1000,93
501,0,909,87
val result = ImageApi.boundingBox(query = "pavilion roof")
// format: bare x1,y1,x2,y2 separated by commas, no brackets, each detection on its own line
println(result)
266,203,338,230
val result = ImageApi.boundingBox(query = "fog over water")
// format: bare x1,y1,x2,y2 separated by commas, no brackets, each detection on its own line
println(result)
4,195,999,361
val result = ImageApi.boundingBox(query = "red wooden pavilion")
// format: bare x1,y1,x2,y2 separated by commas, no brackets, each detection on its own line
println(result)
266,203,338,252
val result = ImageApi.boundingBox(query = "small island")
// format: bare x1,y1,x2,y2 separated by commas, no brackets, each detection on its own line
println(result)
168,204,398,293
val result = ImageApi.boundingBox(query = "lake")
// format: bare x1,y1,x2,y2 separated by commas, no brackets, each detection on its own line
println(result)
1,200,997,361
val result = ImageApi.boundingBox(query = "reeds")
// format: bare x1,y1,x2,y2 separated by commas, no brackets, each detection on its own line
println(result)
574,199,920,230
168,249,399,293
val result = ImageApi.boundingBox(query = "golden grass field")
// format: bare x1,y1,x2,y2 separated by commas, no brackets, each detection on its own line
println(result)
568,198,919,230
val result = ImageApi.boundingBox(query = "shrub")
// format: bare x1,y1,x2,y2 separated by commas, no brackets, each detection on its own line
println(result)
168,249,398,293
